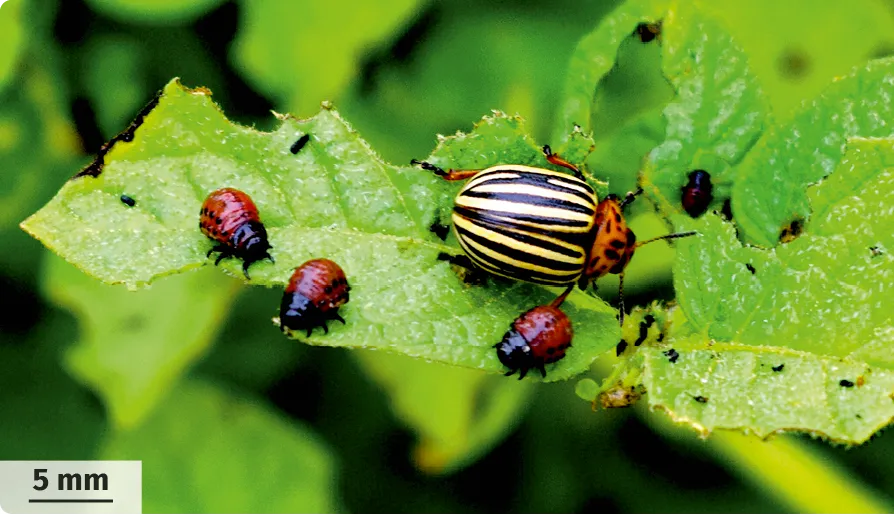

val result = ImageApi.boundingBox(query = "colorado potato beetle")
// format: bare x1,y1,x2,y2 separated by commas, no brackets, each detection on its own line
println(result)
280,258,350,337
413,145,694,323
200,187,273,278
494,303,573,380
681,170,713,217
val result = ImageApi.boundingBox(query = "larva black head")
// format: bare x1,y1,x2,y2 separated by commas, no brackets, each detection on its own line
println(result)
495,329,536,380
232,221,273,277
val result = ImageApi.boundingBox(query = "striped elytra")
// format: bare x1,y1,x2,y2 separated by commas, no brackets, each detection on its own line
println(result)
451,165,598,286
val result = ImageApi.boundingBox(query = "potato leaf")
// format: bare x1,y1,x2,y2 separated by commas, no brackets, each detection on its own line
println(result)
21,79,619,381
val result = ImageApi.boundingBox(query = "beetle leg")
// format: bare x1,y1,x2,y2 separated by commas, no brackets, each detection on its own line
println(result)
549,284,575,308
207,244,228,259
213,248,232,266
411,159,479,181
332,313,345,324
617,272,626,326
542,145,583,178
538,362,547,378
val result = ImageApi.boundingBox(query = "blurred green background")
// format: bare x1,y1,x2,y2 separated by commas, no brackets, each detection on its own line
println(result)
3,0,894,512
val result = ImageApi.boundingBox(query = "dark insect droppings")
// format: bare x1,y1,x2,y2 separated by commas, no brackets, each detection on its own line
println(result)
693,395,708,403
74,89,162,179
616,339,628,356
839,379,855,388
663,348,679,363
429,221,450,241
634,21,661,42
772,364,785,372
120,194,136,207
290,134,311,154
634,314,655,347
746,263,756,274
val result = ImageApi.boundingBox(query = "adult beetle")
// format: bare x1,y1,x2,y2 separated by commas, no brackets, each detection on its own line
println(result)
413,146,694,323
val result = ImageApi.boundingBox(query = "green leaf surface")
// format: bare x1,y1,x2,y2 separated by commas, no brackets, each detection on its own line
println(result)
559,0,768,214
44,254,240,429
731,58,894,246
232,0,420,116
83,0,226,24
22,79,619,381
100,381,336,513
602,137,894,442
355,349,531,474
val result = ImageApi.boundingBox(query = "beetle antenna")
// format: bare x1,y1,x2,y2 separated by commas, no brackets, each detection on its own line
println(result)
634,231,698,249
619,188,644,210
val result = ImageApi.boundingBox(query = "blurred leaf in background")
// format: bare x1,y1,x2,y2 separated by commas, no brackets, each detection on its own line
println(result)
84,0,227,24
232,0,421,117
101,381,337,513
355,350,531,474
44,255,242,429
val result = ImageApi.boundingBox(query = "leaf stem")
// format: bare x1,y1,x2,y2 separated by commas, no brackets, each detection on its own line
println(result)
708,431,891,513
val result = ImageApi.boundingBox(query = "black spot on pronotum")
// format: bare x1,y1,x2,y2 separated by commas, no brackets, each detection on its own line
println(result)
772,364,785,372
290,134,311,154
616,339,628,356
746,263,756,275
429,221,450,241
693,395,708,403
634,21,662,43
74,89,163,179
663,348,679,363
839,379,855,388
120,194,136,207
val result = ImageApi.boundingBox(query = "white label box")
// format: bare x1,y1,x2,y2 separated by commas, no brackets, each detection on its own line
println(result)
0,461,141,514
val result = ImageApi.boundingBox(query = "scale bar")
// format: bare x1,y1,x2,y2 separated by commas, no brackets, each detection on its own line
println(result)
29,499,114,503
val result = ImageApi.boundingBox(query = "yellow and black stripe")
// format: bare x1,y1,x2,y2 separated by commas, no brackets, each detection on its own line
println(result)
451,165,597,285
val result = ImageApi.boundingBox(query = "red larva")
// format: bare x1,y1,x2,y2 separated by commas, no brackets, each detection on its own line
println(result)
199,187,273,278
494,305,573,379
681,170,713,218
280,259,351,337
